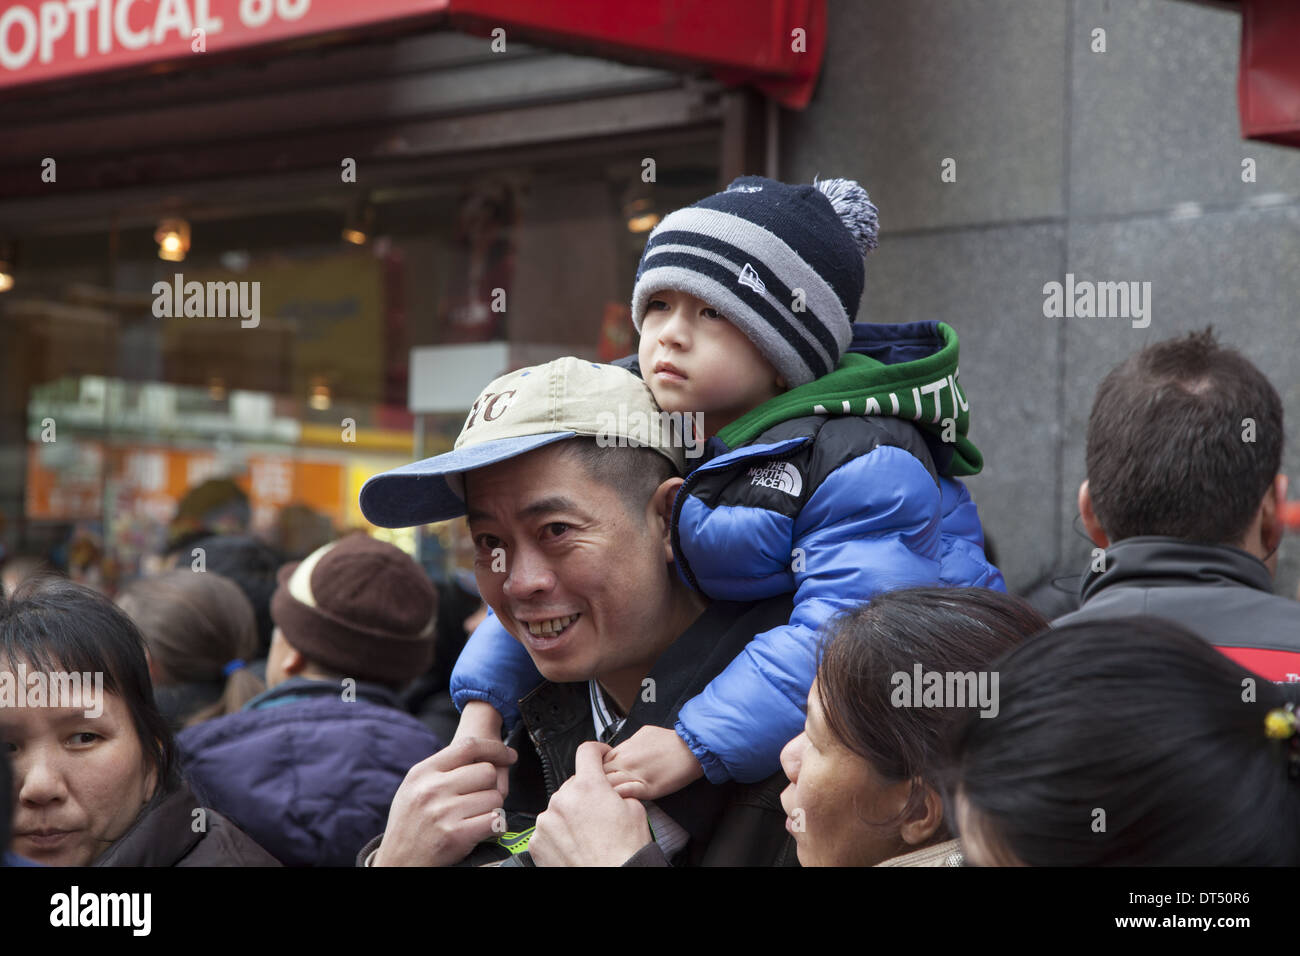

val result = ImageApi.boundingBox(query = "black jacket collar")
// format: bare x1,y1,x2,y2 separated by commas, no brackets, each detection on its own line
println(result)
1080,536,1273,604
510,596,795,846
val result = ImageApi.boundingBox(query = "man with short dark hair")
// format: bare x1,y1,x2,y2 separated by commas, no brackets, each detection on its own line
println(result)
357,357,795,866
1056,328,1299,679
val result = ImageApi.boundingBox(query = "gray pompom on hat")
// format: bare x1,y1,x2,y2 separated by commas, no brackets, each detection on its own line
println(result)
631,175,879,388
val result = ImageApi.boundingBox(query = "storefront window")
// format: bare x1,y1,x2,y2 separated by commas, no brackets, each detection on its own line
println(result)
0,145,719,593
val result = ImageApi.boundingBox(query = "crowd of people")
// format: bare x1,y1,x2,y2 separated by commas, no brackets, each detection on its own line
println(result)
3,175,1299,867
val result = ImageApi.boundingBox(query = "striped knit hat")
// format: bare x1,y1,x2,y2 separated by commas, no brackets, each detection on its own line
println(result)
631,175,879,388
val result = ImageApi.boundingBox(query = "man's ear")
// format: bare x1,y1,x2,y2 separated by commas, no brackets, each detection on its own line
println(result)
1259,473,1289,557
281,641,307,678
1078,480,1110,549
899,781,945,847
650,477,684,564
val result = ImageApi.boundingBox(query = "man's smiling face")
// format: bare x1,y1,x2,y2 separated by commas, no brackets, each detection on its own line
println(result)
465,442,678,692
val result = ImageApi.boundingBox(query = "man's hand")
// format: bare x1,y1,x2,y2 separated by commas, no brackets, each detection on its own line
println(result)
530,742,652,867
601,725,704,800
372,737,517,867
453,700,509,801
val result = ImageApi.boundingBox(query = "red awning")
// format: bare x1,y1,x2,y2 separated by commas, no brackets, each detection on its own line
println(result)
0,0,826,108
1239,0,1300,146
446,0,826,109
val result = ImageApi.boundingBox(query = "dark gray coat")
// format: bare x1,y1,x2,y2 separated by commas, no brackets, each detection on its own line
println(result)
94,780,280,867
1055,536,1300,682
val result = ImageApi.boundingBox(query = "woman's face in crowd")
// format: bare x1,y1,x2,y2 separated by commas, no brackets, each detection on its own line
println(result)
779,680,914,866
2,666,157,865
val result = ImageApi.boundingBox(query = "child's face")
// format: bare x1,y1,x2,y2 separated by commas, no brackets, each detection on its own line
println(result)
638,288,785,435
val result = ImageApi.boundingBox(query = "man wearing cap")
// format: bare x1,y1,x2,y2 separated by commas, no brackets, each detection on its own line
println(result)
177,533,444,867
358,358,795,866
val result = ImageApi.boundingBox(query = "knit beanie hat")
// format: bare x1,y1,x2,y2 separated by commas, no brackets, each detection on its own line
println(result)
269,533,436,686
630,175,879,388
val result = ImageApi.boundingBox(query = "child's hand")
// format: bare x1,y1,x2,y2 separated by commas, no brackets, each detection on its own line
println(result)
602,725,704,801
453,700,508,799
454,699,504,743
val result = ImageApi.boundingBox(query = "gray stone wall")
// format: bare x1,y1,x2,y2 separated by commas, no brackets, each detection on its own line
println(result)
783,0,1300,597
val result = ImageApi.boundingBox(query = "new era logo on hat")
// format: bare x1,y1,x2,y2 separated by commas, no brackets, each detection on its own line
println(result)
359,357,687,529
737,263,767,295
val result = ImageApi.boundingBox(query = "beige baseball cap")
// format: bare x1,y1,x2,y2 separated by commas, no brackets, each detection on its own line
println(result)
360,357,687,528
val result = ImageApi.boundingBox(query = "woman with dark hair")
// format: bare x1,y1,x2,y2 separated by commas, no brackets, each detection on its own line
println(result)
777,587,1048,866
116,570,266,731
0,576,279,867
952,617,1300,866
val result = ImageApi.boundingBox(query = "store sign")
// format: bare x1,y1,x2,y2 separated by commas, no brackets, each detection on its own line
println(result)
1,0,826,109
0,0,450,88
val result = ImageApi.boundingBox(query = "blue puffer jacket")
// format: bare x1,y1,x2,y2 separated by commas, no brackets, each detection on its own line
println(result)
177,677,443,867
451,321,1003,783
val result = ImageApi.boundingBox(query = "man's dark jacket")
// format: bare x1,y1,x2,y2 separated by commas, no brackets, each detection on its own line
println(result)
1054,536,1300,681
363,596,799,867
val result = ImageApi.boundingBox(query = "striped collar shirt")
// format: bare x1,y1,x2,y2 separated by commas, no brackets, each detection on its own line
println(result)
587,680,689,860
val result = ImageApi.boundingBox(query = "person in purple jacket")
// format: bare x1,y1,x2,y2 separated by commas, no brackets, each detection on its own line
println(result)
177,533,443,866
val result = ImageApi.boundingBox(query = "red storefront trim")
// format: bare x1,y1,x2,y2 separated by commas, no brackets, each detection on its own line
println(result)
0,0,825,108
1239,0,1300,146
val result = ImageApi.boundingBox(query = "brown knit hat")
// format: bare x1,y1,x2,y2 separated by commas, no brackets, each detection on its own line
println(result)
269,533,436,686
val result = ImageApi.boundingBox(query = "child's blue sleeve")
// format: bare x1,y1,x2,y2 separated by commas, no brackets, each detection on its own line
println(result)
936,475,1006,591
675,445,945,784
449,609,541,731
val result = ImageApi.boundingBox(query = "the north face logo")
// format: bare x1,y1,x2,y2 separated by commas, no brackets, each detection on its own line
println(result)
738,262,767,295
729,184,763,193
748,461,802,496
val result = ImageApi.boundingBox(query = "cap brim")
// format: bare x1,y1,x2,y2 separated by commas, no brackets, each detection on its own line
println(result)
359,432,577,529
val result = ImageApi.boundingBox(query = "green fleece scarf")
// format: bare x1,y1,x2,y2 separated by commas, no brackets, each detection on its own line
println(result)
715,322,983,476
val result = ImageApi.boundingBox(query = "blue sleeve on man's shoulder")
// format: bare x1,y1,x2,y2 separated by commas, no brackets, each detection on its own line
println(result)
449,609,541,731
